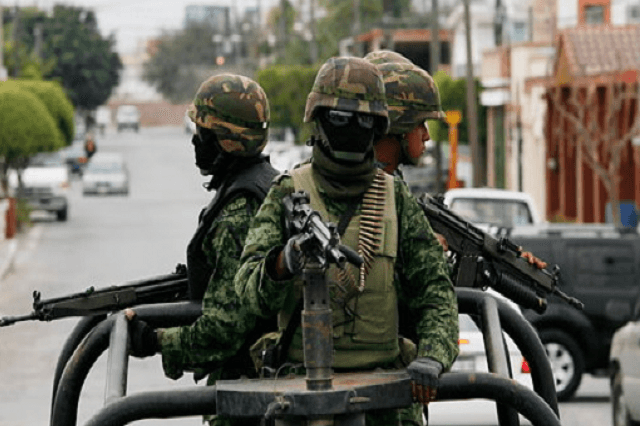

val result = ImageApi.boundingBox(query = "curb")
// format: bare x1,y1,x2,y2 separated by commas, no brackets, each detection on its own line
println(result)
0,238,18,281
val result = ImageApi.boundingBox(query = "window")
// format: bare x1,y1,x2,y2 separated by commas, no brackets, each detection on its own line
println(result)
511,22,527,43
585,5,605,25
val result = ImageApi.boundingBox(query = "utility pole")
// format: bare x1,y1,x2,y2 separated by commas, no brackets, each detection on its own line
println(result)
463,0,481,187
0,3,6,81
494,0,504,46
309,0,318,63
352,0,361,56
430,0,443,192
279,0,287,61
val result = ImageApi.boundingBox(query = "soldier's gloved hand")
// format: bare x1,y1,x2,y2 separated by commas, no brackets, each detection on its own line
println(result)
125,309,159,358
282,234,307,276
407,357,443,404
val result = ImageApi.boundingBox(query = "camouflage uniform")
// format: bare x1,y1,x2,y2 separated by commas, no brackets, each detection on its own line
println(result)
364,49,414,66
234,58,459,426
157,74,276,426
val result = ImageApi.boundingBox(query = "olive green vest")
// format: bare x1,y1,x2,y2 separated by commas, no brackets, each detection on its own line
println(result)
281,164,400,369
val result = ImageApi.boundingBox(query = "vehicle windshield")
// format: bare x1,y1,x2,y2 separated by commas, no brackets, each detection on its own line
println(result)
449,198,533,228
87,162,122,173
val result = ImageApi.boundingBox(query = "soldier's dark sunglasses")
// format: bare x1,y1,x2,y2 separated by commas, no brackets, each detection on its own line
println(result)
325,110,375,129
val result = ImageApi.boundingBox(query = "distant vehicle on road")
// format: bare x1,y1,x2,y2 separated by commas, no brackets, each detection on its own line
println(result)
9,152,70,221
610,294,640,426
82,153,129,196
95,106,111,135
184,110,196,134
116,105,140,132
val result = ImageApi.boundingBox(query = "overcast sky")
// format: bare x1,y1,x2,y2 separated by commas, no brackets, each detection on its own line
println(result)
12,0,278,54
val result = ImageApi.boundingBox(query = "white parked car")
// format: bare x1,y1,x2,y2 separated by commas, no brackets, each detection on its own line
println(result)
430,295,533,425
609,296,640,426
9,152,70,221
116,105,140,132
82,153,129,196
443,188,542,231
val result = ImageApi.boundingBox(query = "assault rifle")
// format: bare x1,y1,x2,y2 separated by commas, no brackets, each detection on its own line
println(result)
283,190,362,269
0,264,188,327
417,193,583,314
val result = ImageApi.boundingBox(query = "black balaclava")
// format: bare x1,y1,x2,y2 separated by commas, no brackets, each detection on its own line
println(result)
310,109,380,199
316,108,377,163
192,126,241,191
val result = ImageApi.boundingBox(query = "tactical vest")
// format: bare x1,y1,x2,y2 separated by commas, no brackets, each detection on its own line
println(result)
186,158,278,301
282,164,400,369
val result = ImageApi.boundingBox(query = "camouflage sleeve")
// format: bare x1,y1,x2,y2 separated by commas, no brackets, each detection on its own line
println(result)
234,177,296,318
158,195,261,380
394,179,459,371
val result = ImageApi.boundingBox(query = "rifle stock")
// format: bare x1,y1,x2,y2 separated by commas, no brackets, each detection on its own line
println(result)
0,264,188,327
417,194,583,313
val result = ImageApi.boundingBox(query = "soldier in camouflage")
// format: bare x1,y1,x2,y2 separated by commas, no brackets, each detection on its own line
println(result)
234,57,459,426
125,74,278,426
365,51,548,267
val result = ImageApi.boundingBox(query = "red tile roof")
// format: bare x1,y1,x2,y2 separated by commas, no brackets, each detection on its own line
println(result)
560,25,640,76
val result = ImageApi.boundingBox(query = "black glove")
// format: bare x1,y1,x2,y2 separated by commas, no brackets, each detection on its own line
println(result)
282,234,307,276
128,316,159,358
407,357,443,403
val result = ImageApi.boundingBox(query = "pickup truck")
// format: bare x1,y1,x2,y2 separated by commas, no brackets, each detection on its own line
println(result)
510,224,640,401
9,152,70,221
443,187,543,230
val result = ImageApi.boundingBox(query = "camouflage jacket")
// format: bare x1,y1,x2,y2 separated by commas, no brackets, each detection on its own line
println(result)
234,174,460,370
159,194,263,380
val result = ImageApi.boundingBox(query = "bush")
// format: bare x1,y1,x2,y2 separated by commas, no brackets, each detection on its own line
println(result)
5,80,75,145
0,83,63,160
255,65,319,144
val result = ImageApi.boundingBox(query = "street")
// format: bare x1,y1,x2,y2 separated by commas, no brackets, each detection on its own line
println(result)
0,126,208,426
0,126,615,426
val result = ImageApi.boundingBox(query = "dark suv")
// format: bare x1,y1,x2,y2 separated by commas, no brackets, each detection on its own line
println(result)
511,224,640,401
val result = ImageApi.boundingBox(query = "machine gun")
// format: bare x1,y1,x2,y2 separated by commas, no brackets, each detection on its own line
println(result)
0,264,188,327
283,190,362,269
417,193,583,314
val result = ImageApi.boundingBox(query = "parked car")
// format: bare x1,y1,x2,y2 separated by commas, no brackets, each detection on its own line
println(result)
510,224,640,401
443,188,543,230
430,303,533,425
116,105,140,132
95,106,111,135
609,294,640,426
9,152,70,221
184,110,196,134
82,153,129,196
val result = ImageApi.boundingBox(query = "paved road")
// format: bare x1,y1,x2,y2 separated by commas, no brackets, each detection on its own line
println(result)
0,126,615,425
0,126,208,426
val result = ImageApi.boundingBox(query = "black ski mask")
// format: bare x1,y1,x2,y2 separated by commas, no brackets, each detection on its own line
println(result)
317,109,377,163
192,127,222,174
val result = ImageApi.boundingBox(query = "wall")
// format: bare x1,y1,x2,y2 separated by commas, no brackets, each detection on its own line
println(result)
509,44,555,217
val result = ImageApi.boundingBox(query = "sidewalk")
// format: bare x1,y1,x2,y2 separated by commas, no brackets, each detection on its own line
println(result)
0,237,18,281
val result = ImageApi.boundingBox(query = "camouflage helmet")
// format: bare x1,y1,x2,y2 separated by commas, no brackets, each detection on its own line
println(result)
374,62,446,134
304,57,389,134
188,74,270,157
363,50,413,66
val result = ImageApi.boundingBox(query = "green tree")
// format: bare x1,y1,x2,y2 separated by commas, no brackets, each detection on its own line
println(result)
255,64,319,143
7,80,75,144
0,84,62,193
143,23,221,103
314,0,410,59
40,6,121,111
428,71,486,146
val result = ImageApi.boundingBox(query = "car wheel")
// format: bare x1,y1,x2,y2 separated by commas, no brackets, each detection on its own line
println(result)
612,369,640,426
56,206,68,222
540,329,585,401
